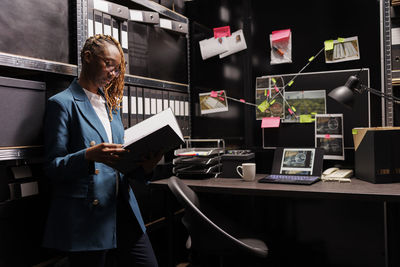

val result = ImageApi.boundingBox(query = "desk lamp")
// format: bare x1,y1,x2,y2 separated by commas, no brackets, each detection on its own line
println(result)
328,71,400,108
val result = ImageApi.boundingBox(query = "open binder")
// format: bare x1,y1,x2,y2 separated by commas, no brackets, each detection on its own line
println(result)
111,108,184,174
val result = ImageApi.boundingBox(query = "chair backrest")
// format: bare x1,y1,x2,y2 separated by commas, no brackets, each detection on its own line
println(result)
167,176,268,258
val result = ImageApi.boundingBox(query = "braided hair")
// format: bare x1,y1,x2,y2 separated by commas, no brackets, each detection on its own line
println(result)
80,34,125,120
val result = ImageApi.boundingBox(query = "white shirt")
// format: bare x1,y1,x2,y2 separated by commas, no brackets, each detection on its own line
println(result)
83,88,113,143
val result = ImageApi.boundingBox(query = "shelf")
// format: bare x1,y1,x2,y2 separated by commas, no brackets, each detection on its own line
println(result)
0,146,43,161
0,52,77,76
124,74,188,92
130,0,188,23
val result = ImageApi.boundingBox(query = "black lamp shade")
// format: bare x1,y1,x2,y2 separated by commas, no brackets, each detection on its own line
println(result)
328,75,360,109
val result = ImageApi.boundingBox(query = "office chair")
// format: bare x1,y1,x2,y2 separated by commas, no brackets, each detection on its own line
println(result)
167,176,268,266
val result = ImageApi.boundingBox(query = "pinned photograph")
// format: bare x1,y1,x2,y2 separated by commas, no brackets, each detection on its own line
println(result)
325,36,360,64
199,36,228,60
219,29,247,58
199,90,229,114
283,90,326,123
315,114,344,160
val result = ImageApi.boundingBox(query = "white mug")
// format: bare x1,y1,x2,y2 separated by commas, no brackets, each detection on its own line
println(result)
236,163,256,181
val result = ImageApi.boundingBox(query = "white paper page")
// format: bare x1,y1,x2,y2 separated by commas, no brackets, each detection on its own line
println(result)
199,36,228,60
219,29,247,58
163,99,169,110
124,108,184,146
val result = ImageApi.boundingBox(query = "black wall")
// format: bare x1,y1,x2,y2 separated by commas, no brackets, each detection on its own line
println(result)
187,0,382,152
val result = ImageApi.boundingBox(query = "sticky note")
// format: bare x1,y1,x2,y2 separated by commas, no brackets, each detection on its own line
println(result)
219,97,225,101
324,40,334,51
264,90,267,96
308,56,315,62
261,117,280,128
337,37,345,42
214,26,231,38
288,108,293,115
271,29,291,42
270,99,276,105
210,91,218,97
274,84,279,92
240,99,245,103
288,80,294,86
271,78,276,84
291,106,296,112
325,134,331,139
258,99,270,112
267,90,270,97
300,114,312,123
352,129,358,135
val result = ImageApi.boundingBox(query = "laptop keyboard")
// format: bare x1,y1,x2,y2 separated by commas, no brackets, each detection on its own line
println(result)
258,174,321,185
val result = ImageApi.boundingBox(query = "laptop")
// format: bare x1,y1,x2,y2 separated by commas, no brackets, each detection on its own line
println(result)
259,147,324,185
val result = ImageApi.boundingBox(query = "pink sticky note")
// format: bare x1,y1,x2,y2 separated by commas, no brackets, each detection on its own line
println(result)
325,134,331,139
274,84,279,92
288,108,293,114
210,91,218,97
267,90,270,97
219,97,225,101
214,26,231,38
240,99,245,103
218,91,224,95
271,29,291,42
261,117,280,128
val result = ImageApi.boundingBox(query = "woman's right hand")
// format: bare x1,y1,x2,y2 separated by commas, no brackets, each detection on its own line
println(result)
85,143,126,165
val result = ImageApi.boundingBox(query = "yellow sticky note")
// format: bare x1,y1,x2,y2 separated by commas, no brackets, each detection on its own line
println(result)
352,129,358,135
258,99,270,112
324,40,334,51
291,106,296,112
270,99,276,105
288,80,294,86
337,37,345,43
308,56,315,62
271,78,276,84
264,89,267,96
300,114,312,123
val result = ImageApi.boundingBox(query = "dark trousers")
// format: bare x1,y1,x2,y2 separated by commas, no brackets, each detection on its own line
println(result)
68,194,158,267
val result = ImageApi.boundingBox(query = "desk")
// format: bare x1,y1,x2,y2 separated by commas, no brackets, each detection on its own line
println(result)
151,175,400,267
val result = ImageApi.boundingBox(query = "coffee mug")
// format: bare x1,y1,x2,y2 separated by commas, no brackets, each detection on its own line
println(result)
236,163,256,181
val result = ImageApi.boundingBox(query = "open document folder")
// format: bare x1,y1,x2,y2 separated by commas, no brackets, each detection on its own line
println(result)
111,108,184,174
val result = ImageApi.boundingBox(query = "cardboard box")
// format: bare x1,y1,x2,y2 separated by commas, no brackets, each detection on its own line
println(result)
353,127,400,183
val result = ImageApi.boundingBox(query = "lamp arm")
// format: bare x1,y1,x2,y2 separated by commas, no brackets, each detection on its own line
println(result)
360,85,400,104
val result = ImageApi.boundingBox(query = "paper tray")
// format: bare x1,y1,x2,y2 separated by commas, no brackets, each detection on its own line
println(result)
173,156,221,166
173,163,222,175
174,147,224,157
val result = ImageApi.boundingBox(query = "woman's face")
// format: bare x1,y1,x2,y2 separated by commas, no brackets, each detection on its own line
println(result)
88,43,122,89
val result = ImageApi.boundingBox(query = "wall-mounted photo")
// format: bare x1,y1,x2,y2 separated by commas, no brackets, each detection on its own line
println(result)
199,90,229,114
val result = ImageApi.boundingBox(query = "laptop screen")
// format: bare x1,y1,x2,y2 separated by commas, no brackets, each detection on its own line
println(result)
271,147,324,176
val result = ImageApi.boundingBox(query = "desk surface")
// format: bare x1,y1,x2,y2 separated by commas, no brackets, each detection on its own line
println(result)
151,174,400,202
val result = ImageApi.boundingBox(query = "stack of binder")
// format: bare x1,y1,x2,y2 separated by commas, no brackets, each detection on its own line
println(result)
172,147,224,179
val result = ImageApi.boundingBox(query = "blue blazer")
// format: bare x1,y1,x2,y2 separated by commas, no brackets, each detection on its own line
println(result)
42,79,146,251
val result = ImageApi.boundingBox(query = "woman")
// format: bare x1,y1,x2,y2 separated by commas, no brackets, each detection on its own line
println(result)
43,34,160,267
